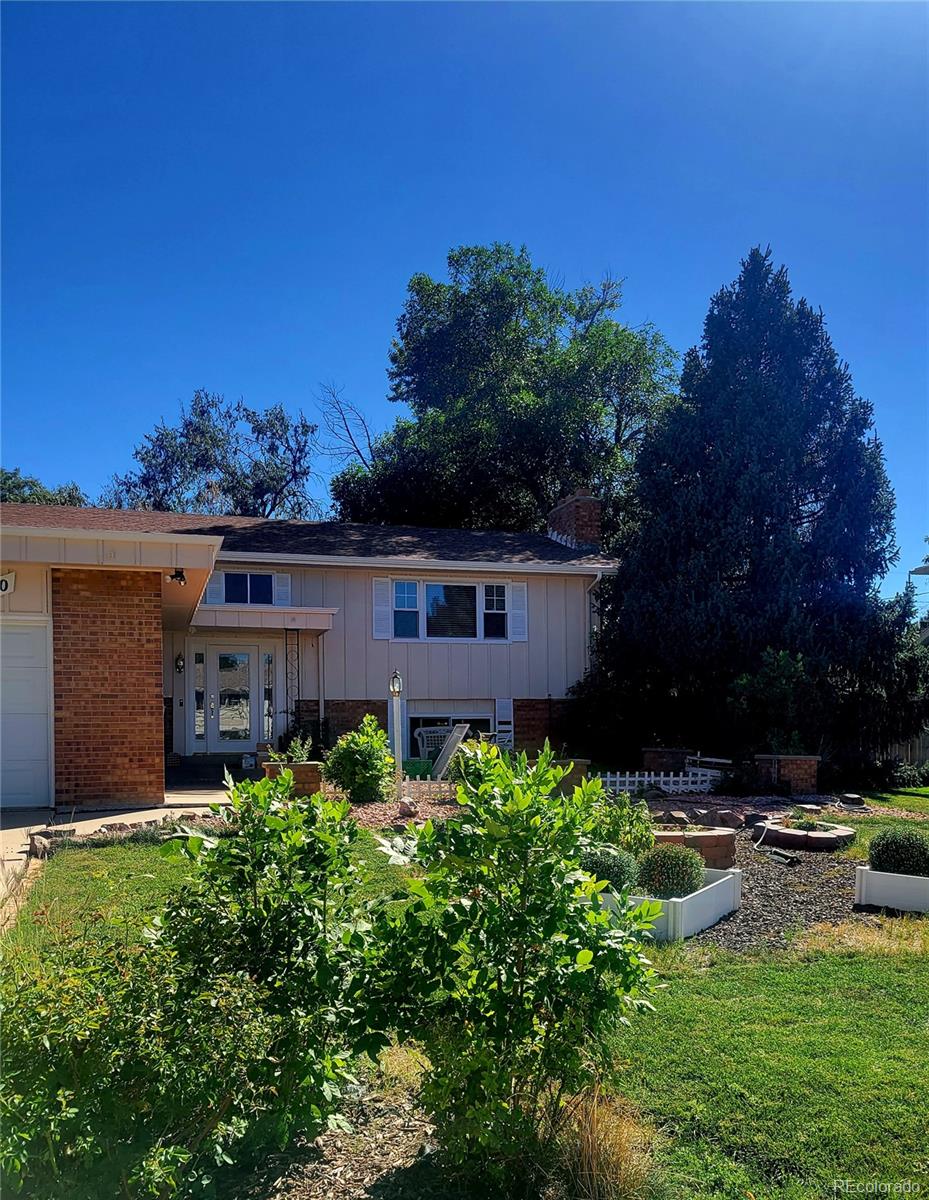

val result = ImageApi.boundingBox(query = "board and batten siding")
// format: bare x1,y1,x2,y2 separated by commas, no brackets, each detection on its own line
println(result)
265,565,595,703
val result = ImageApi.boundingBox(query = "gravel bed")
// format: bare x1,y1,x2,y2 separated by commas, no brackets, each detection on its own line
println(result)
349,798,460,831
688,829,861,951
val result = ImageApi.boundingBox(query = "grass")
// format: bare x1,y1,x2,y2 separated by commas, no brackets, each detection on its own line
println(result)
839,812,928,861
7,809,929,1200
861,787,929,816
612,942,929,1200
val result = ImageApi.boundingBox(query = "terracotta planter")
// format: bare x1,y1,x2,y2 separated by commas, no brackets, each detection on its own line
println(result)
262,761,324,797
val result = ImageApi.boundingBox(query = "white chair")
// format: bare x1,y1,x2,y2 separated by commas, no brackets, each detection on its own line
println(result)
414,725,454,759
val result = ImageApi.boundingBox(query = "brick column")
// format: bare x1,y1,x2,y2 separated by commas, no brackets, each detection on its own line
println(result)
52,568,164,807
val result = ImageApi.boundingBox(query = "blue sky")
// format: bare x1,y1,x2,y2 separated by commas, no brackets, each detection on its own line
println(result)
2,2,926,595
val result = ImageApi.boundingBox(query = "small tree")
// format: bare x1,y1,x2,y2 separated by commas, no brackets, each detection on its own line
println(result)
373,743,658,1187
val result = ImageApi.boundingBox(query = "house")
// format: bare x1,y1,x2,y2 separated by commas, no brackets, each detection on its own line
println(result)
0,491,615,810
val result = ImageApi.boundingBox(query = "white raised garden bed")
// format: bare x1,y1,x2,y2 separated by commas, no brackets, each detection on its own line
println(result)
605,868,743,941
854,865,929,914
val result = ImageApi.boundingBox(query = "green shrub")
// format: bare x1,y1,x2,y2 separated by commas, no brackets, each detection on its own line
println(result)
322,713,395,804
580,846,638,892
891,761,929,789
0,773,386,1197
268,730,316,763
446,737,488,786
402,757,433,780
373,742,658,1189
593,790,654,857
868,827,929,877
636,843,705,899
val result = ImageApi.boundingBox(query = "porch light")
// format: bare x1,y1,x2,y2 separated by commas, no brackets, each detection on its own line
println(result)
167,568,187,586
175,653,185,674
388,669,403,698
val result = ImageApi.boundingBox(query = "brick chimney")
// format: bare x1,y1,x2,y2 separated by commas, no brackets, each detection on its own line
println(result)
546,489,602,550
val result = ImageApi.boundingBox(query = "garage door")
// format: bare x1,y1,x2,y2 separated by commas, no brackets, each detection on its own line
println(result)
1,621,51,808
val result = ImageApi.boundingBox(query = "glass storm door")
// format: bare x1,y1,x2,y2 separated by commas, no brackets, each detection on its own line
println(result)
205,645,261,753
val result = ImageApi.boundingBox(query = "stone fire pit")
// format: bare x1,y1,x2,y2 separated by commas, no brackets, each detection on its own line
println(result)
750,819,856,852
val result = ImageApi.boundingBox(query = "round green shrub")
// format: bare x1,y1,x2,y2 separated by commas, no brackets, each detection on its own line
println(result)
636,843,705,899
868,827,929,878
581,846,638,892
322,714,395,805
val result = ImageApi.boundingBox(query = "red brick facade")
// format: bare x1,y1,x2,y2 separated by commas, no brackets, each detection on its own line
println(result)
326,699,389,741
546,489,602,549
642,747,694,772
52,568,164,807
513,698,573,753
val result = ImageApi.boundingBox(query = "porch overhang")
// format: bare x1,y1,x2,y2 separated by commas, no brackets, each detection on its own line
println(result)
0,522,223,631
189,605,338,633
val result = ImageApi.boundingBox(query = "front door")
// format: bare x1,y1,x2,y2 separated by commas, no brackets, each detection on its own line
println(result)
205,644,262,753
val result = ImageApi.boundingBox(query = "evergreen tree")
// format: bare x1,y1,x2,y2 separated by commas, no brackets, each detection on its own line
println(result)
575,248,927,765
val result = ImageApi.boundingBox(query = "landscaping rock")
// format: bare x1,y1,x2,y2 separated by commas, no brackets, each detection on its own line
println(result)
841,793,865,806
715,809,743,829
743,812,767,827
669,810,691,826
44,826,78,839
28,834,50,858
100,822,131,833
397,799,419,819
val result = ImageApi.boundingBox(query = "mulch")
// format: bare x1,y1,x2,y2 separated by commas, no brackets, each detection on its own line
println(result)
349,799,461,831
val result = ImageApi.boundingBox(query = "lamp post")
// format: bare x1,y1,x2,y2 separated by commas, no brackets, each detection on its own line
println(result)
388,669,403,798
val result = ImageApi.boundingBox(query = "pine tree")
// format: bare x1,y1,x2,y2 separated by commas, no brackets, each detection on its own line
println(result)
575,248,926,765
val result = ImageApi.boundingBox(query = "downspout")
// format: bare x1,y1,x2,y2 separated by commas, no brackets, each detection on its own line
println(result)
317,631,326,724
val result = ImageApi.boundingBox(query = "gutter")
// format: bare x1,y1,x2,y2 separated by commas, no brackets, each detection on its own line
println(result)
217,550,618,576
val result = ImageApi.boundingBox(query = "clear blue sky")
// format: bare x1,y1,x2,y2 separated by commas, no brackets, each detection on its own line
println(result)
2,2,926,594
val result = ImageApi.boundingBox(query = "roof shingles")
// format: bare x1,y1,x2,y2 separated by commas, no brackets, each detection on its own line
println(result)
0,504,614,569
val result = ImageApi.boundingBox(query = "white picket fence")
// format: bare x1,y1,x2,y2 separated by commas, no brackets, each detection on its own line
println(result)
596,768,723,796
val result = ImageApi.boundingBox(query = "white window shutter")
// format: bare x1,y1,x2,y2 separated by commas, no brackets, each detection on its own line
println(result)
273,573,291,606
372,577,391,639
205,571,224,605
510,582,528,641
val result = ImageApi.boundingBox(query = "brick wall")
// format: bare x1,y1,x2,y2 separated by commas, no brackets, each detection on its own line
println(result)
642,747,694,772
754,754,820,795
513,698,573,754
325,699,389,742
52,568,164,807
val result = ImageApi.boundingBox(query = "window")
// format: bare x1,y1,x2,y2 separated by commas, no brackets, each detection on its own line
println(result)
483,584,508,639
223,573,274,605
393,580,419,638
426,584,477,639
409,715,493,758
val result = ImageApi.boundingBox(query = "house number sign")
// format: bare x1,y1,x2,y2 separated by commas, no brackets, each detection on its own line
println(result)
0,572,16,595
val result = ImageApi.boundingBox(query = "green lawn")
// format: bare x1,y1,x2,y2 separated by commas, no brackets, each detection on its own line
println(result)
861,786,929,817
613,943,929,1199
7,817,928,1200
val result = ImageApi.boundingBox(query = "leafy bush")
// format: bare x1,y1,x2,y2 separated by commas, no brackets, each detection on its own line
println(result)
446,737,487,786
593,790,654,857
868,827,929,877
268,730,316,763
0,773,385,1197
581,846,638,893
636,843,705,899
891,760,929,789
322,713,395,804
402,757,433,780
373,742,658,1188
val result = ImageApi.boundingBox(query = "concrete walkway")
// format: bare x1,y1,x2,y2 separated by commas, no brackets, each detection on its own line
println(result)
0,785,228,865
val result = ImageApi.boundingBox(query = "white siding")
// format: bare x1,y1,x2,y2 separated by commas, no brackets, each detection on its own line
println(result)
217,564,597,702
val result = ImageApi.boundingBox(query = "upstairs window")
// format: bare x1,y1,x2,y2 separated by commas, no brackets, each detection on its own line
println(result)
222,572,273,605
483,584,508,639
206,571,289,606
393,581,419,638
426,584,477,639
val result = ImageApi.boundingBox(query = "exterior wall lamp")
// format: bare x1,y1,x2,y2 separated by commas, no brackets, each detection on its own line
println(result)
167,568,187,586
175,653,185,674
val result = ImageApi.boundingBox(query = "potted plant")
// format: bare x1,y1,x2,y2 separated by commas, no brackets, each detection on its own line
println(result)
263,731,324,797
604,843,743,941
854,827,929,913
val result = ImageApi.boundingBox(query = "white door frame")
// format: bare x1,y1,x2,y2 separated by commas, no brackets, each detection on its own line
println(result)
185,636,286,754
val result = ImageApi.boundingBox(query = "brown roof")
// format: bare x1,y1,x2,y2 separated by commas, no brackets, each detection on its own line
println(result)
0,503,614,569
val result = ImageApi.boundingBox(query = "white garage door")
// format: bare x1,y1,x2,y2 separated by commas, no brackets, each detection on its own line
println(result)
1,621,52,808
